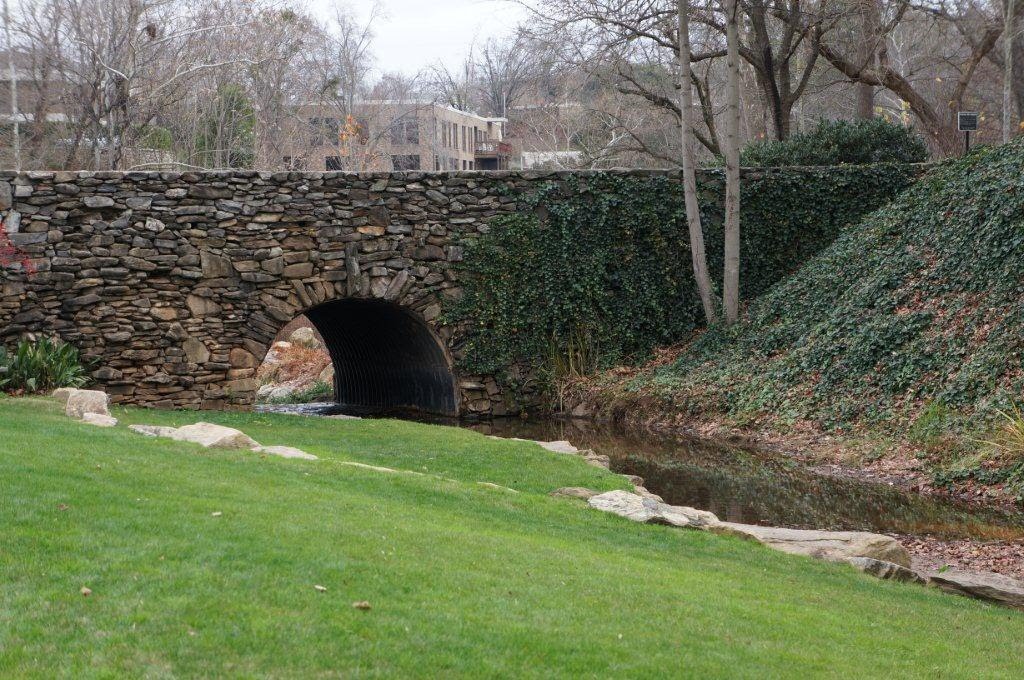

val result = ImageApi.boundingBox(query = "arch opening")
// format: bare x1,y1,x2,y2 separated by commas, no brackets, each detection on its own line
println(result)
302,298,458,416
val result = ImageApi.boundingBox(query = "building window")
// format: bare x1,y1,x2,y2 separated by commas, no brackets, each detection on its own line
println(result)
392,154,420,171
309,117,340,146
389,117,419,146
325,156,342,171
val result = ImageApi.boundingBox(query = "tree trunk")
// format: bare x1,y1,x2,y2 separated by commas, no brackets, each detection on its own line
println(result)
677,0,718,323
1005,0,1017,142
723,0,742,324
856,0,882,119
3,0,21,171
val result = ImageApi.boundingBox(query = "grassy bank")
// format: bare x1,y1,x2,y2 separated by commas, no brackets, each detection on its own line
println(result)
2,397,1023,677
575,141,1024,502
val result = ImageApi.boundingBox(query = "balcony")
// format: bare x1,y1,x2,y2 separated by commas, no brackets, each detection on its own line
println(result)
474,140,512,157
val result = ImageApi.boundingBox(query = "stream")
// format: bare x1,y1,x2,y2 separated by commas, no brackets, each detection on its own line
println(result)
259,402,1024,542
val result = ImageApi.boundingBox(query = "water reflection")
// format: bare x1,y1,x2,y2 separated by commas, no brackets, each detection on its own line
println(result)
259,403,1024,541
468,418,1024,540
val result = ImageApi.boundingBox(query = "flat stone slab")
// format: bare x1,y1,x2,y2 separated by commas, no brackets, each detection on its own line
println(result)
169,422,258,450
588,490,719,529
81,413,117,427
256,445,317,461
130,424,179,438
712,523,911,568
846,557,923,583
340,461,424,475
477,481,518,493
64,389,110,419
551,487,600,500
927,569,1024,610
536,440,579,454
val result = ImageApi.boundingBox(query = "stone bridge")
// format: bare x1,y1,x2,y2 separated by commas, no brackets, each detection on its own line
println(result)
1,169,670,416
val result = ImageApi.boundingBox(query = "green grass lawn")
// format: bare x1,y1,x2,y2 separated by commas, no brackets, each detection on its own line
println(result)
2,397,1023,678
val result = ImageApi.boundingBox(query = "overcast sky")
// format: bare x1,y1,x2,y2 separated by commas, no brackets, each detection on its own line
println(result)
306,0,532,76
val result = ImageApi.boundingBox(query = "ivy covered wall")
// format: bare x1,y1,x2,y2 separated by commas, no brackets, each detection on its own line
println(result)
447,165,921,381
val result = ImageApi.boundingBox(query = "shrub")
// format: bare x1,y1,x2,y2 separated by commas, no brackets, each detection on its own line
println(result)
0,338,90,393
740,118,929,166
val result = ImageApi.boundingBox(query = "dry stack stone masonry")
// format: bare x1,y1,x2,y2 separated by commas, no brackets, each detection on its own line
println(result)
0,169,679,415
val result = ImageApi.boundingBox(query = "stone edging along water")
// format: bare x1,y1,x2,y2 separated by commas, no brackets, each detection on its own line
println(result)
56,388,1024,612
531,439,1024,612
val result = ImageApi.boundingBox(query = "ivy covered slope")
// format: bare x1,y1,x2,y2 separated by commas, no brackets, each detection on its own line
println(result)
449,165,916,379
604,141,1024,436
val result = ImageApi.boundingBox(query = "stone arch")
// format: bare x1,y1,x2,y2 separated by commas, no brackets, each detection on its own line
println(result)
301,298,458,416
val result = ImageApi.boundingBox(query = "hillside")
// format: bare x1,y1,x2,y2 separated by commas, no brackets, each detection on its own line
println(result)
581,141,1024,496
3,397,1024,676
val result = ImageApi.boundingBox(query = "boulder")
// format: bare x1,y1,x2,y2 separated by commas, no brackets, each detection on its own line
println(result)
711,523,911,568
255,445,317,461
551,487,600,500
52,387,76,405
581,450,611,469
81,413,118,427
289,326,322,349
263,341,292,365
169,422,259,450
588,490,719,529
265,384,296,401
632,484,664,503
64,389,110,419
846,557,924,584
318,364,335,383
927,569,1024,610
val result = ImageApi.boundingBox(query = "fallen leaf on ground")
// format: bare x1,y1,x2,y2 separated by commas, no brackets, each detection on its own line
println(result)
211,511,222,517
352,600,371,610
314,584,327,593
80,587,92,597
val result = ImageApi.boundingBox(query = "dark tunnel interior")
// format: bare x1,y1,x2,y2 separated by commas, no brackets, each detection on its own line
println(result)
304,299,458,416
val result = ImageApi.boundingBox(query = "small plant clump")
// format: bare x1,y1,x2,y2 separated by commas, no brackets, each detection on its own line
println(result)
0,218,35,275
0,338,90,394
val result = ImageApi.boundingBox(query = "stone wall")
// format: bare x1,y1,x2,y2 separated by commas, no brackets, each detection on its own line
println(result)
0,169,685,415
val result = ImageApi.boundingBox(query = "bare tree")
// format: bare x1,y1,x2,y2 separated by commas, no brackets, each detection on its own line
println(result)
477,33,539,116
431,50,478,112
3,0,21,170
1005,0,1017,141
678,0,717,322
722,0,742,323
817,1,1002,154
